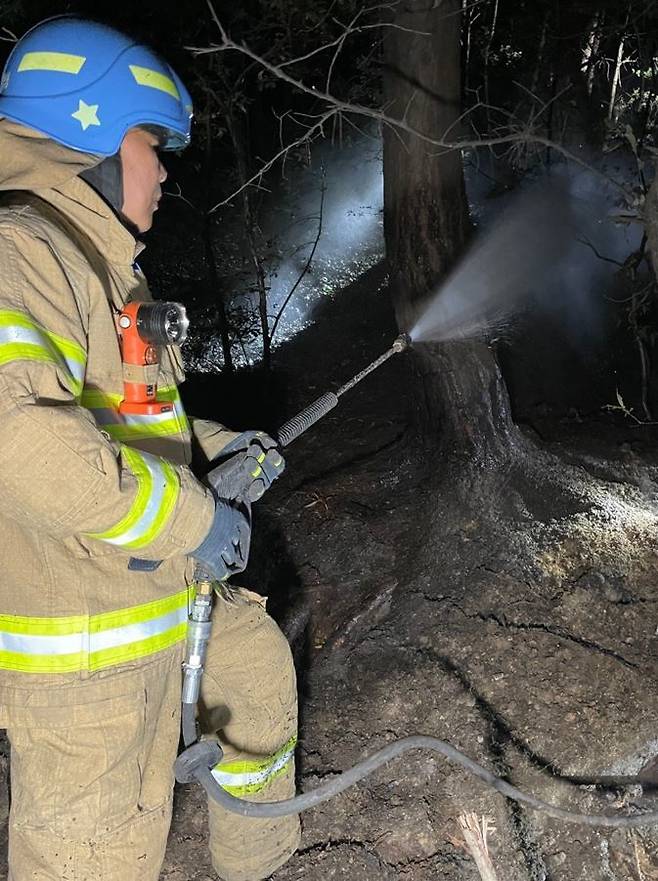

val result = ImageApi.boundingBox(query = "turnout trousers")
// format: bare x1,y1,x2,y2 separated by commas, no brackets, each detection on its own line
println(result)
4,588,300,881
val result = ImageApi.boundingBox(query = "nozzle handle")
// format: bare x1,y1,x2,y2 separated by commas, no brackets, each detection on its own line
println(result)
275,334,410,448
277,392,339,447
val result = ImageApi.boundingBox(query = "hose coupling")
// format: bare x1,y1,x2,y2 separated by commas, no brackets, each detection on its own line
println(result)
175,740,223,784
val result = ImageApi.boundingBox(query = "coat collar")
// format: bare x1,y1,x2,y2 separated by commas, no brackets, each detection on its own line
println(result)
35,178,144,265
0,118,142,265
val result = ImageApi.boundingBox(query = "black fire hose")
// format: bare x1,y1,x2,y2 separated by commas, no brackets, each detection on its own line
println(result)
176,332,658,830
174,723,658,828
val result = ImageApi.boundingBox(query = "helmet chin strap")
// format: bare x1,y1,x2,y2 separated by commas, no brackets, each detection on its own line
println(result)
79,152,123,216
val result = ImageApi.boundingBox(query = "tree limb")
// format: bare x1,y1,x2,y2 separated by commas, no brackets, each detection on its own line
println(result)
194,3,632,206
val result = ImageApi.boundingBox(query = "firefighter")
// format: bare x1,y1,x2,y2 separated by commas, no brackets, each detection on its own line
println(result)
0,17,299,881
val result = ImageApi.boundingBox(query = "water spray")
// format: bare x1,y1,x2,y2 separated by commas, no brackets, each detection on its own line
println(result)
177,328,658,832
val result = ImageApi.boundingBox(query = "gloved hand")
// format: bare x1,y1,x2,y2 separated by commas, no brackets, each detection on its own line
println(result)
189,497,252,582
207,430,285,503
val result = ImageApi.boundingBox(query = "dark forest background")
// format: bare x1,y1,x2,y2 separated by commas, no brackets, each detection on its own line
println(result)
2,0,658,452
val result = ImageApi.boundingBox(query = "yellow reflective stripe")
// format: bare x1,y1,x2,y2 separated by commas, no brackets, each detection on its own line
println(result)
0,343,56,367
49,330,86,370
0,310,86,395
0,649,86,674
88,621,187,672
80,387,180,408
133,458,178,548
212,735,297,796
250,450,266,478
82,385,180,408
80,385,190,441
89,446,153,541
99,418,189,443
0,589,190,673
80,389,122,408
156,386,180,402
0,625,187,674
0,589,188,637
0,310,45,330
85,447,180,550
0,612,86,636
129,64,180,99
18,51,86,74
218,736,298,775
91,587,189,632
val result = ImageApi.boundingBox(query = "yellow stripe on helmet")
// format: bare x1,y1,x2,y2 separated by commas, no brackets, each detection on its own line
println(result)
17,51,86,74
129,64,180,99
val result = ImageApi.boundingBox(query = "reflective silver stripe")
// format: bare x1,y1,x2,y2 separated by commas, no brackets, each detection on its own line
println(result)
172,394,188,425
98,409,174,428
81,386,189,439
211,745,296,789
0,605,188,656
101,451,169,547
0,630,80,656
89,606,186,652
0,325,45,346
0,325,85,387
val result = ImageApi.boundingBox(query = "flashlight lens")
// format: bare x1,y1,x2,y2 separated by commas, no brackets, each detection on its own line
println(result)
136,302,189,345
163,306,189,343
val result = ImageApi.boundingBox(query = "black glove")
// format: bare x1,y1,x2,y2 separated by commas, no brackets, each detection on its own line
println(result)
207,431,285,503
189,497,252,582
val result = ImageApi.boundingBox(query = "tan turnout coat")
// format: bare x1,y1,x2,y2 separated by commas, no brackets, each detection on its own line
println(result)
0,119,234,699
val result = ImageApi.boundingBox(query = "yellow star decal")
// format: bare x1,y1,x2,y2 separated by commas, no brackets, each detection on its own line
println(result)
71,99,100,131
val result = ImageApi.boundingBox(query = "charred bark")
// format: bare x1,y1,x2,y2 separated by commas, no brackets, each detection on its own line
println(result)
382,0,518,464
645,174,658,277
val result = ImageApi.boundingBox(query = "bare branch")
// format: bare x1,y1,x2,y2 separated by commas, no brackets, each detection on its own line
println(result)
205,0,229,43
270,169,326,343
577,235,625,267
209,110,336,211
163,182,198,211
277,3,430,73
197,17,631,199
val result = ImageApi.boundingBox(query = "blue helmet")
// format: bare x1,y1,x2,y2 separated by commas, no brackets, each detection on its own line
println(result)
0,17,193,156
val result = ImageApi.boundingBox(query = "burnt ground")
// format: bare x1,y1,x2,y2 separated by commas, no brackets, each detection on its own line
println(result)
3,265,658,881
160,266,658,881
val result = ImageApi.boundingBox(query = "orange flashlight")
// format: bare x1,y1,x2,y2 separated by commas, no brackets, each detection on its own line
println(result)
116,301,189,415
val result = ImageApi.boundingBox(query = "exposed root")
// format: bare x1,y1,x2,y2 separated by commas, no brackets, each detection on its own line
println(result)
456,813,499,881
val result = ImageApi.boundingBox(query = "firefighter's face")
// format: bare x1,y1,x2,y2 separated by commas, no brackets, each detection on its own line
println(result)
120,128,167,233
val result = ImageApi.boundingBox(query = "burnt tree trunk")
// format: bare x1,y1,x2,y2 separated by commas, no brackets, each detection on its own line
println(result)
382,0,519,464
645,173,658,284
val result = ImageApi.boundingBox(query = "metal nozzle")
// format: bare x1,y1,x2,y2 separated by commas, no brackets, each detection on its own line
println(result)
392,333,411,353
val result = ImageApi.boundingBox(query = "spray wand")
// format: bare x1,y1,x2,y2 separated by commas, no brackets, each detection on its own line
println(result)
177,331,658,832
276,332,410,447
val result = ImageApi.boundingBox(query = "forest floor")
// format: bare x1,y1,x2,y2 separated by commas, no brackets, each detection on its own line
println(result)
160,265,658,881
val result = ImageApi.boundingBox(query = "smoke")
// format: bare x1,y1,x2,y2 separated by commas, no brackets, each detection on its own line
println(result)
237,137,384,362
193,138,643,370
